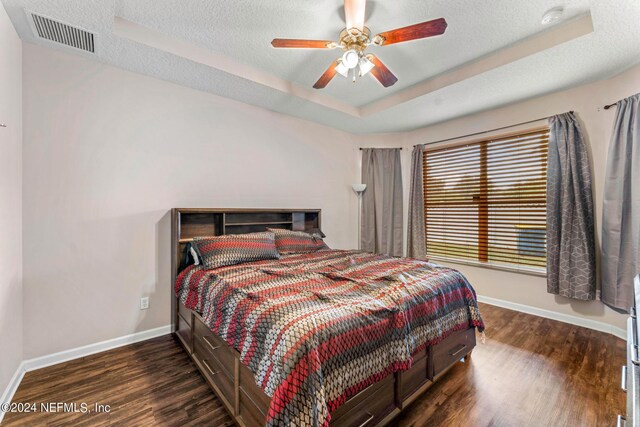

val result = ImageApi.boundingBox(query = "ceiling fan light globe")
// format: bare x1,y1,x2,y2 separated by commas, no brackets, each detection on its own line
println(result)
335,60,349,78
358,56,375,76
342,49,359,69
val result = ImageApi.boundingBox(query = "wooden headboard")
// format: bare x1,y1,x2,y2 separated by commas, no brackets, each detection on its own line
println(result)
170,208,321,330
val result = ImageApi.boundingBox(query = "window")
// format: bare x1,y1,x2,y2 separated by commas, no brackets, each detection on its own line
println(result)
423,127,549,272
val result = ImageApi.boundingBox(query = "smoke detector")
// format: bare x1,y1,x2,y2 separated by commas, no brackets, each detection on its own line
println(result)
541,7,564,26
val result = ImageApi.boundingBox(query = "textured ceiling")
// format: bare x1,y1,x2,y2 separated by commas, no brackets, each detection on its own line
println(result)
2,0,640,133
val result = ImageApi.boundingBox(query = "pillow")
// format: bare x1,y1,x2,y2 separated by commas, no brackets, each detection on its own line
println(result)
192,231,280,269
268,228,330,254
180,242,201,270
189,244,201,266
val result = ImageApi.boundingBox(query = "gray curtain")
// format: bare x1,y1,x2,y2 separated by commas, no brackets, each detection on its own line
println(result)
407,145,427,259
546,112,596,300
361,148,403,256
602,93,640,311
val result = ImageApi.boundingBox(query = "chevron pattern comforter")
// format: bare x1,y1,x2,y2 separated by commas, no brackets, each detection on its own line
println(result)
176,249,484,427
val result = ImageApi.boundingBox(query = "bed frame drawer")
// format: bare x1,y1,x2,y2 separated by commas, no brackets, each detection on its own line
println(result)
239,360,271,414
194,338,235,409
176,313,192,353
193,315,236,379
178,303,192,326
429,328,476,380
331,374,395,427
399,349,429,401
239,388,267,427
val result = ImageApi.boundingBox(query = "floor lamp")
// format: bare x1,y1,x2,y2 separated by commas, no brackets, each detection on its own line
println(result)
352,184,367,250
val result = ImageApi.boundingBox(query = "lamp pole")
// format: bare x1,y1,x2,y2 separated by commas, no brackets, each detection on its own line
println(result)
357,193,362,250
351,184,367,251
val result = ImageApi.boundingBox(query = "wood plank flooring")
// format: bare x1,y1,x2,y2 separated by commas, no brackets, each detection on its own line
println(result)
3,303,626,426
389,303,626,427
3,334,234,427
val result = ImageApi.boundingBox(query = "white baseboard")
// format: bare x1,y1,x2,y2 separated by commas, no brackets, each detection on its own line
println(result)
477,295,626,340
0,362,26,423
22,324,172,372
0,324,171,423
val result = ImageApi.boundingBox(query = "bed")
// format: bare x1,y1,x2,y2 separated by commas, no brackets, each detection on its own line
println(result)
171,208,484,427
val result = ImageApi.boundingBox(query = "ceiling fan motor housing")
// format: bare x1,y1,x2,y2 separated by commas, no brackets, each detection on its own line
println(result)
339,27,371,52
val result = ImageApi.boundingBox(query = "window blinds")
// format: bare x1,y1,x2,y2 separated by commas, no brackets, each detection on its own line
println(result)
422,127,549,270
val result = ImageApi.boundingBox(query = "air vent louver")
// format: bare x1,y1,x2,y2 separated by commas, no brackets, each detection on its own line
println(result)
29,12,95,53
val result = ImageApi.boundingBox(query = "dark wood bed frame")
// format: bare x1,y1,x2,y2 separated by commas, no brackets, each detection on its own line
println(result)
171,208,476,427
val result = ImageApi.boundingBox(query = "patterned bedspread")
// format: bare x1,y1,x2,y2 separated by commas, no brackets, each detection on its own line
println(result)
176,249,484,427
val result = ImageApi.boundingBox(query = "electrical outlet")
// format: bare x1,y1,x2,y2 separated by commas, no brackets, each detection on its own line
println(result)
140,297,149,310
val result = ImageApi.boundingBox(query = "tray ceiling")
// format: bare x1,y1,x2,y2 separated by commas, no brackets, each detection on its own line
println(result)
2,0,640,133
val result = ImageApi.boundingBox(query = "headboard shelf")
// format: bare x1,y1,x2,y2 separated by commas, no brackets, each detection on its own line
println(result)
172,208,321,266
179,237,209,243
225,221,293,226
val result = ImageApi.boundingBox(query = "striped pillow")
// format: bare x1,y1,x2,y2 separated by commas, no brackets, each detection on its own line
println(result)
268,228,329,254
192,231,280,270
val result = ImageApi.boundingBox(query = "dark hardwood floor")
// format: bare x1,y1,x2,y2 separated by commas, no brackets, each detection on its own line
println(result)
3,303,625,426
3,335,234,427
390,303,625,427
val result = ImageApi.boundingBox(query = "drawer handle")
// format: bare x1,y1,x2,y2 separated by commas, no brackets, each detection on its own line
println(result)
202,359,220,377
621,365,627,392
202,336,221,352
357,412,374,427
450,344,468,358
617,414,626,427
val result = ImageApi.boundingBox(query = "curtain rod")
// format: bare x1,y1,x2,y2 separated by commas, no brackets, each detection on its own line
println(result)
359,147,402,150
412,112,571,148
605,92,640,109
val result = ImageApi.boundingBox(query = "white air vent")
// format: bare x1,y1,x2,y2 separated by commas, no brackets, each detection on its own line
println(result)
27,12,95,53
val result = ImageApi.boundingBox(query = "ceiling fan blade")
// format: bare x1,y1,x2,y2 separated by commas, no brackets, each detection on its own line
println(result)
313,60,340,89
344,0,366,31
367,54,398,87
271,39,334,48
374,18,447,46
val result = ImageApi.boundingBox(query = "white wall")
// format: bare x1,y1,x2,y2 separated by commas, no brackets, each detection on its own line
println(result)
357,64,640,332
22,43,360,359
0,3,22,404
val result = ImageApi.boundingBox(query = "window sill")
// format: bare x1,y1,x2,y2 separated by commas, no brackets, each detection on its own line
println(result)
428,255,547,278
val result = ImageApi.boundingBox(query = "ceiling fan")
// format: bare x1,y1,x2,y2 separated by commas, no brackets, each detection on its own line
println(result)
271,0,447,89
